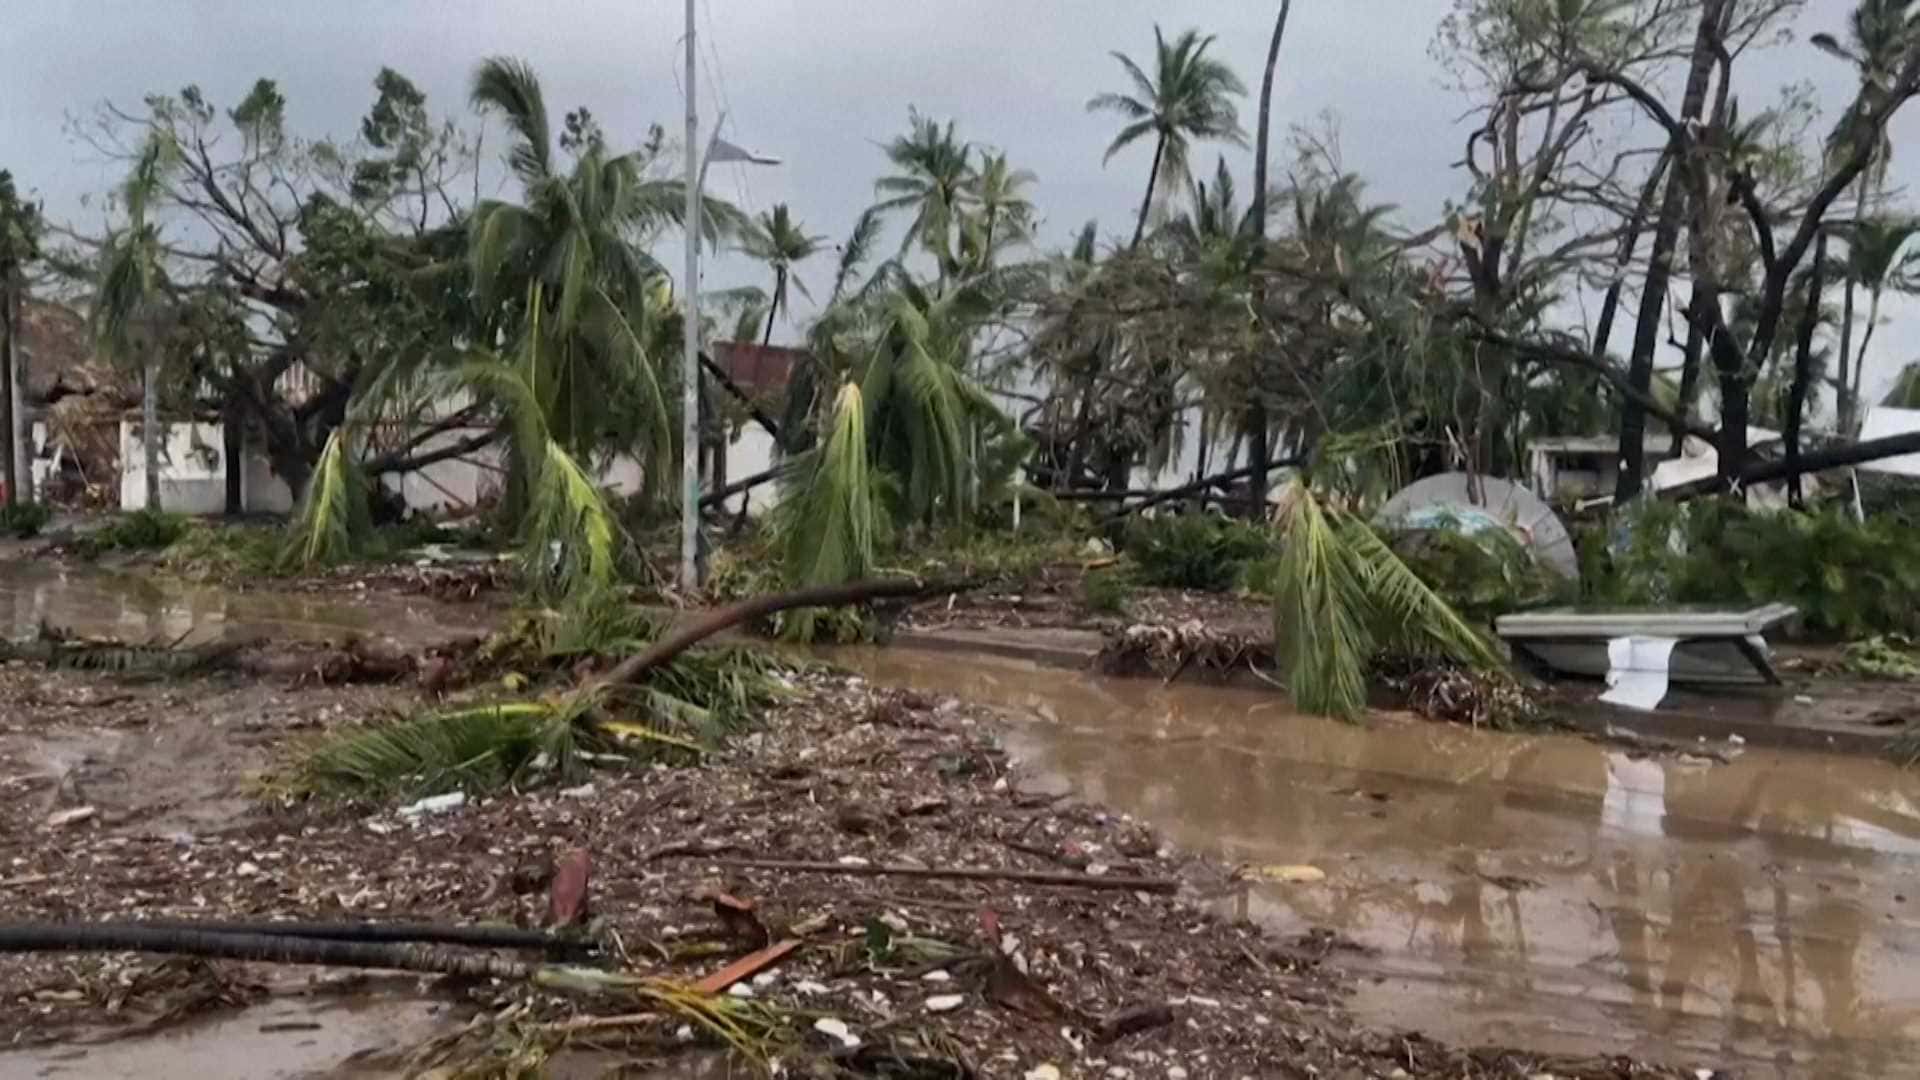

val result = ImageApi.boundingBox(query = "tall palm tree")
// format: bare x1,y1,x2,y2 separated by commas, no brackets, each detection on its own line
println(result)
962,152,1038,271
92,134,176,511
464,56,747,495
873,110,976,278
1833,216,1920,433
1089,26,1248,249
741,204,825,346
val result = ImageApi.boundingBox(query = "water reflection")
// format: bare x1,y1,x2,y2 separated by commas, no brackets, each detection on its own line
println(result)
837,647,1920,1077
0,561,488,646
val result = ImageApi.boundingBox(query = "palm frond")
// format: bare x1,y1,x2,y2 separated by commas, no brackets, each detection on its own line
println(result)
1272,480,1374,718
281,427,375,568
471,56,553,184
776,382,882,642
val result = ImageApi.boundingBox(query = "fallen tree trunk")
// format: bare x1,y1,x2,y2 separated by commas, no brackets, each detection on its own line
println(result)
1102,456,1304,520
698,460,795,510
593,578,950,691
700,353,783,444
0,924,532,978
1734,430,1920,487
124,918,595,956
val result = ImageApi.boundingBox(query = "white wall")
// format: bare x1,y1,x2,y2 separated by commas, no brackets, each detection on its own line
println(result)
119,421,228,515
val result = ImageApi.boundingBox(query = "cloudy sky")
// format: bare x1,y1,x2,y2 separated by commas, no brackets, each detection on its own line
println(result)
4,1,1916,405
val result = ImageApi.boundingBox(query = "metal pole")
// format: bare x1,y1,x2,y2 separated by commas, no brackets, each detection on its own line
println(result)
679,0,701,591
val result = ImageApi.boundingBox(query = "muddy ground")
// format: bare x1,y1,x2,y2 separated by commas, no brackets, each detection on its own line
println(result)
0,634,1717,1079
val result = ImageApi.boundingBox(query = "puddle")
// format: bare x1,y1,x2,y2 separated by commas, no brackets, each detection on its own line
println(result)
0,992,457,1079
0,561,490,647
835,646,1920,1078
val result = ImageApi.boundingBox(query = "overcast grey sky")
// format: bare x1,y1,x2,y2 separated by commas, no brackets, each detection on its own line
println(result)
4,1,1916,407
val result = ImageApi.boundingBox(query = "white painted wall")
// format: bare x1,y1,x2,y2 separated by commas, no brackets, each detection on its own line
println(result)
119,421,228,514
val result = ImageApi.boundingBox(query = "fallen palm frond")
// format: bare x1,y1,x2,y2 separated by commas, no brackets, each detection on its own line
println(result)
1372,655,1546,730
0,623,240,678
1095,619,1272,682
281,427,376,569
776,382,887,642
295,699,589,796
1272,478,1503,719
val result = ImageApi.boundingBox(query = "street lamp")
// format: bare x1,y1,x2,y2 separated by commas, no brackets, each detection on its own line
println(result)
682,2,779,592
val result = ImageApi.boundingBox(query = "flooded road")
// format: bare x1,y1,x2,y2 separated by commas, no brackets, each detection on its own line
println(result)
0,560,490,646
5,559,1919,1075
837,647,1920,1078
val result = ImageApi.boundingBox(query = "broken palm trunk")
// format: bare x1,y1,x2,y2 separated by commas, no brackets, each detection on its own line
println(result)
1095,620,1273,683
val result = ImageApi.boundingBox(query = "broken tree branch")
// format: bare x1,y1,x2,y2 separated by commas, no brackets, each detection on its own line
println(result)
664,856,1180,894
592,578,956,692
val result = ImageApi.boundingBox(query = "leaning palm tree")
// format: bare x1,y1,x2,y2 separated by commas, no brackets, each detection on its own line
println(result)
465,56,747,498
873,110,975,279
1088,25,1248,249
740,204,825,346
92,134,176,511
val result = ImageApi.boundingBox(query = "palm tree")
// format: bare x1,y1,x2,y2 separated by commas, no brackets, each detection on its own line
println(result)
464,56,747,500
1834,216,1920,433
92,134,176,511
960,152,1038,272
873,110,975,278
740,204,825,346
1089,26,1248,249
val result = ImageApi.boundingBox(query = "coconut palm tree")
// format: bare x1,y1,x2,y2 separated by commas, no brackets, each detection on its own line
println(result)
960,152,1038,271
92,133,176,511
465,56,748,485
873,110,976,279
740,204,825,346
1088,26,1248,249
1830,216,1920,433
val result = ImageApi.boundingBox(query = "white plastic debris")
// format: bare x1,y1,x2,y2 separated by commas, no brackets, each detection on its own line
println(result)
791,979,830,995
45,806,96,828
924,994,964,1013
398,792,466,817
236,861,261,877
752,971,779,988
921,970,952,983
836,855,871,867
1024,1067,1063,1080
558,783,596,799
1168,1068,1189,1080
727,983,755,999
812,1017,860,1049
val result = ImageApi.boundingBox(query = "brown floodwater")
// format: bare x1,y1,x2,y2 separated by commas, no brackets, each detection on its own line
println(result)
6,561,1920,1076
0,560,491,646
834,646,1920,1079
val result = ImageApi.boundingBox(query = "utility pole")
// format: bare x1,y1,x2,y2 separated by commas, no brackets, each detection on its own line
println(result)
680,0,702,592
0,280,16,506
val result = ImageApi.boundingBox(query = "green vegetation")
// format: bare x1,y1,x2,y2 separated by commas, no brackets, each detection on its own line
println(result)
1584,500,1920,639
0,502,50,538
1082,566,1135,615
1121,513,1275,592
1841,635,1920,680
70,508,190,556
1389,524,1570,626
1272,480,1502,719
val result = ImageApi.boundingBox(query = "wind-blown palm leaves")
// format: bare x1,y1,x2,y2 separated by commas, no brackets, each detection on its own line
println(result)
1089,25,1248,248
774,382,885,642
463,56,746,499
280,428,374,567
1272,477,1503,719
874,109,976,277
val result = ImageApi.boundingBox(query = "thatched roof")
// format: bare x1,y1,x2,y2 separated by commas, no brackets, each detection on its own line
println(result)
15,299,137,409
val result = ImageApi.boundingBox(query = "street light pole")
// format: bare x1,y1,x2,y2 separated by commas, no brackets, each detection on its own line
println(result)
680,0,702,592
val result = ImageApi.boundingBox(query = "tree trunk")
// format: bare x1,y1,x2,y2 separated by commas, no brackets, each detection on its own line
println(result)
222,405,243,515
1245,0,1292,517
0,279,16,507
1670,284,1707,457
1128,134,1167,250
1784,230,1827,506
142,359,161,511
1614,2,1718,503
1592,150,1672,363
761,269,782,348
1837,272,1858,436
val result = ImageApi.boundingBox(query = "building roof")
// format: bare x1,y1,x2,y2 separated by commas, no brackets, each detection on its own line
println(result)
710,341,806,406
